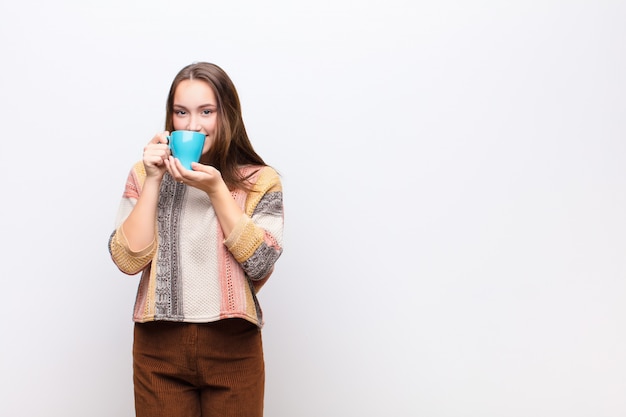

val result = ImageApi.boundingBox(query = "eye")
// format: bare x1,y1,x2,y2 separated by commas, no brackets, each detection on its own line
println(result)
174,109,187,116
202,109,213,115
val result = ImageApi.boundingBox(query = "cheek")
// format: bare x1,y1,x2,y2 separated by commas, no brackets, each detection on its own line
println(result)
172,119,185,131
204,118,217,134
202,136,213,154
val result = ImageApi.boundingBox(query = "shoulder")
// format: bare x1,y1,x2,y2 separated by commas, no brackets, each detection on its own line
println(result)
130,161,147,184
124,161,147,195
242,165,283,215
132,161,146,177
250,165,282,192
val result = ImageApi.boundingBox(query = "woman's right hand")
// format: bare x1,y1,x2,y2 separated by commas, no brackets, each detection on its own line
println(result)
142,131,171,179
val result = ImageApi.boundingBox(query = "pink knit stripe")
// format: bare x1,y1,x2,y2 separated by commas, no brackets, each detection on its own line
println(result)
124,162,145,199
133,268,152,322
218,235,251,319
219,186,255,320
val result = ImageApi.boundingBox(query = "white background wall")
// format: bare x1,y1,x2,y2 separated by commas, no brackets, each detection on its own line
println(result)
1,1,625,416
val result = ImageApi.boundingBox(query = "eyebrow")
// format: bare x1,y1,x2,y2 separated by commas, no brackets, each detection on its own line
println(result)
173,103,218,110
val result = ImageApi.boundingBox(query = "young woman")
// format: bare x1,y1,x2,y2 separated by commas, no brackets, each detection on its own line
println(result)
108,62,284,417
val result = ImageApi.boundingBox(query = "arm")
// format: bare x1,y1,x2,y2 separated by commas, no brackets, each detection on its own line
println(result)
108,163,157,275
120,175,162,251
108,133,170,274
223,167,284,282
121,132,170,251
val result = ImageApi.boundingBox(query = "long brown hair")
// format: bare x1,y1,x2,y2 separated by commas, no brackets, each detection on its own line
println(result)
165,62,266,190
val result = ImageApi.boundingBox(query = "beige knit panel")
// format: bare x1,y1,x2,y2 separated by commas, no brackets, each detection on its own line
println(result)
178,187,222,321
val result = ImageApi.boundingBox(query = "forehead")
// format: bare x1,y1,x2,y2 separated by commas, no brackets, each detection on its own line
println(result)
174,79,216,104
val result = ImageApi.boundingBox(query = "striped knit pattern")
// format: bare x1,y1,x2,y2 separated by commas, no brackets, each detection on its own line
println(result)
109,162,284,328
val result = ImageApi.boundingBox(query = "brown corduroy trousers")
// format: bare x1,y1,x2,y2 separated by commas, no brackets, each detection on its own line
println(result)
133,319,265,417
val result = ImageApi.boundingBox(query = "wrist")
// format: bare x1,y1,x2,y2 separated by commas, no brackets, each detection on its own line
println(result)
206,180,230,201
143,173,164,186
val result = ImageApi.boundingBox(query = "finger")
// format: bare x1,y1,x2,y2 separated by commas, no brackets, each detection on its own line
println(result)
151,131,170,145
166,156,182,178
144,146,169,159
144,145,171,163
174,157,187,171
189,162,214,173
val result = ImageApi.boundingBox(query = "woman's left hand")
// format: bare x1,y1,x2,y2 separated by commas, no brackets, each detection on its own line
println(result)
165,156,224,195
166,156,242,236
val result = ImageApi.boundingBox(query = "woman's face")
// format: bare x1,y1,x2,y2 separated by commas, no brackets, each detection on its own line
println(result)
172,79,218,154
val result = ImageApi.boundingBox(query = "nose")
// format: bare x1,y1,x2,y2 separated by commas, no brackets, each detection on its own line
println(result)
186,115,201,131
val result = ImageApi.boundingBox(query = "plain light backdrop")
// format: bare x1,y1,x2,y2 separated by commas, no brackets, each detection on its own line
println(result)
1,1,625,416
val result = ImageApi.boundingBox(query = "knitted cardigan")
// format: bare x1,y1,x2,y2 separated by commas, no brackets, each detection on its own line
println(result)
108,161,284,328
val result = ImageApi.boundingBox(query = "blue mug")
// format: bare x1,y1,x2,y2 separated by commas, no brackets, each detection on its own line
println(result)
168,130,206,170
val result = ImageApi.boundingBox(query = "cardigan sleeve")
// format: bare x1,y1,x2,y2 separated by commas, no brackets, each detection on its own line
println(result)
224,166,284,282
108,227,157,275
